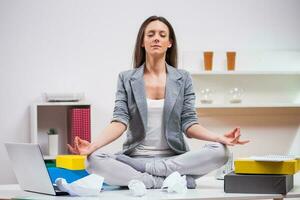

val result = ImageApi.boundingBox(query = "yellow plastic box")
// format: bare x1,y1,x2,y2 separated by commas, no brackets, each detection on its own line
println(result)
234,159,300,175
56,155,86,170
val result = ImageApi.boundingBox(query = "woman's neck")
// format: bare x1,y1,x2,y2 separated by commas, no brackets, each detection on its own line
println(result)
145,55,166,76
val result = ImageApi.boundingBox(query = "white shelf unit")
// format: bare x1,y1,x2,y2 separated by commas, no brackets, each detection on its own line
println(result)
187,70,300,161
30,101,91,159
191,71,300,114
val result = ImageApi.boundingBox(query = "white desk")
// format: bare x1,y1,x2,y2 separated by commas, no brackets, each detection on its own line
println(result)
1,177,300,200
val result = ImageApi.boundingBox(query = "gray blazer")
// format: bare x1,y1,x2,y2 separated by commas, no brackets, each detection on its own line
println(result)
111,63,199,155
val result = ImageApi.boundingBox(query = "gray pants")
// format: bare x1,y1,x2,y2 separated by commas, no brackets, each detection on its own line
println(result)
86,142,229,189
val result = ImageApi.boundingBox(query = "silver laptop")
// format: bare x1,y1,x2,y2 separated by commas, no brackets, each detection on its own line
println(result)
5,142,68,196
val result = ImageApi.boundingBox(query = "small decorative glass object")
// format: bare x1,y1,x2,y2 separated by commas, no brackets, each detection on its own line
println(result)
203,51,214,71
215,152,234,180
200,88,213,104
229,87,244,103
226,51,236,71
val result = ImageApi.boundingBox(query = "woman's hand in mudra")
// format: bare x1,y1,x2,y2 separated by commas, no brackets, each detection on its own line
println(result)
217,127,250,146
67,136,92,155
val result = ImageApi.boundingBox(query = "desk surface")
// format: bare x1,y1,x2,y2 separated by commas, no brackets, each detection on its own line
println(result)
1,177,300,200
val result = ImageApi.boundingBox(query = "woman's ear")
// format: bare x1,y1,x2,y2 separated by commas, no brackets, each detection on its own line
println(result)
168,39,173,48
141,38,145,48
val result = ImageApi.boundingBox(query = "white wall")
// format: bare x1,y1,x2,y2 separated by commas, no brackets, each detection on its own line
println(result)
0,0,300,184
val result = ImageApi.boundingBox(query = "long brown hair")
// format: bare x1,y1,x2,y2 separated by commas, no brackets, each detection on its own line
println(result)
133,16,178,68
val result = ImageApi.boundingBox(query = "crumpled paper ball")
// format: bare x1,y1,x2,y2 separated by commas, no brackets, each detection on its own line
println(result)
128,179,147,197
162,171,187,193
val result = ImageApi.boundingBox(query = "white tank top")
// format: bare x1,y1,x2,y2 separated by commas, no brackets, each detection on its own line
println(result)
130,98,175,157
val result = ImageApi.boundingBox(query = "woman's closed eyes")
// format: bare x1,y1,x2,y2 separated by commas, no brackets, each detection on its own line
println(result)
146,31,167,38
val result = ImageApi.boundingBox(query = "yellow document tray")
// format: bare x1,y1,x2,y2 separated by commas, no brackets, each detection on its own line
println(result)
234,159,300,175
56,155,86,170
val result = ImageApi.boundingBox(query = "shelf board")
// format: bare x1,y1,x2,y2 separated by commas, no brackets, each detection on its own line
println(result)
190,71,300,75
33,101,91,106
196,103,300,109
43,155,56,160
196,103,300,116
